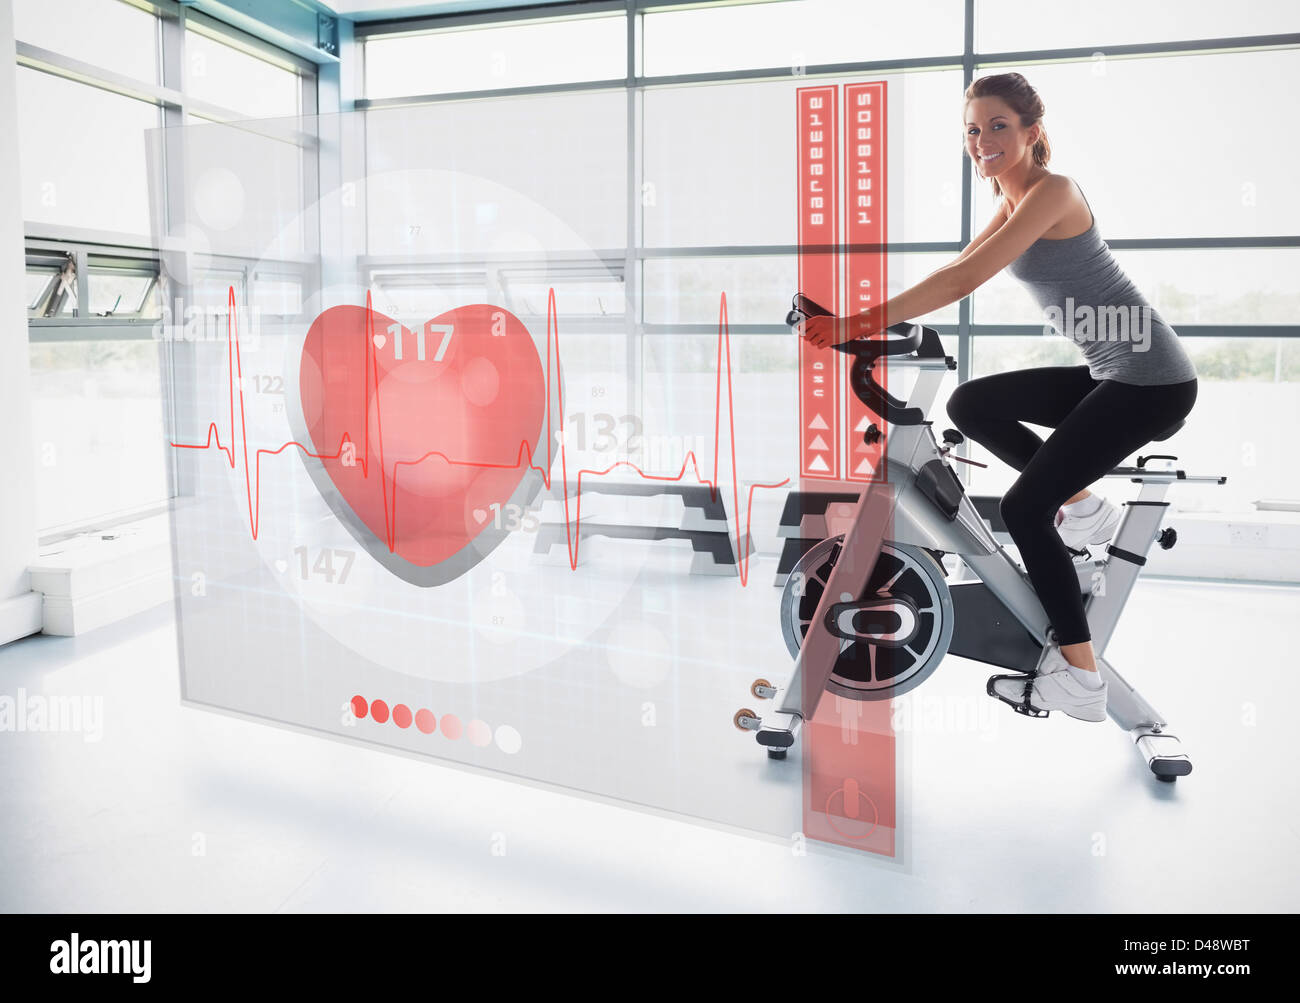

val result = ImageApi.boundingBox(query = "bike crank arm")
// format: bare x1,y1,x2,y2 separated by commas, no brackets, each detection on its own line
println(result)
824,598,920,647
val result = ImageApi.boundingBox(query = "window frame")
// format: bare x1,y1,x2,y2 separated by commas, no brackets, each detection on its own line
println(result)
17,0,320,542
351,1,1300,491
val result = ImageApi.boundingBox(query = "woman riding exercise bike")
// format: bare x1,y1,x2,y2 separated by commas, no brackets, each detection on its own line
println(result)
798,72,1198,723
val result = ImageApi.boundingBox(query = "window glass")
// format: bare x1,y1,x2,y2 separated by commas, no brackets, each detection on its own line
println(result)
17,68,159,236
645,69,964,247
970,50,1300,238
364,15,626,98
251,274,304,315
363,92,627,254
977,0,1298,52
169,117,307,259
190,268,247,322
642,333,796,483
13,0,158,83
974,248,1300,327
30,340,171,533
26,270,55,311
644,253,959,327
643,0,963,77
963,336,1299,510
26,265,75,317
185,29,300,119
89,270,159,317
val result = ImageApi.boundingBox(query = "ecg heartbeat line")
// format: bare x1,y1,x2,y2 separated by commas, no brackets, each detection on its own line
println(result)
170,286,789,586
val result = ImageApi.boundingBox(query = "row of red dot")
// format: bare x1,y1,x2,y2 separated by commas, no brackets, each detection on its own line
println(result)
351,694,464,739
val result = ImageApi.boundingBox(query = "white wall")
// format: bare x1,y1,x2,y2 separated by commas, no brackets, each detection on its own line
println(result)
0,6,41,642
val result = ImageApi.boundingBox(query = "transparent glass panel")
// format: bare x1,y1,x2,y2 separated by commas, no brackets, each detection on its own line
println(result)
185,29,300,119
190,268,247,320
643,253,961,326
144,108,888,850
364,92,627,253
500,269,626,318
251,273,304,315
13,0,158,83
364,15,626,98
30,340,171,532
977,0,1299,52
644,69,965,247
970,49,1300,238
367,268,628,331
170,117,307,259
643,0,963,76
642,333,798,485
367,271,492,320
961,335,1300,511
17,68,159,235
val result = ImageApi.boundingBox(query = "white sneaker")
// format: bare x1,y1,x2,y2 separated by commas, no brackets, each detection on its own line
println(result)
988,645,1108,722
1055,495,1120,553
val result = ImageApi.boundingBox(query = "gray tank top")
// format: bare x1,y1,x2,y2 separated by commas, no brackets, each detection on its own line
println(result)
1004,181,1197,386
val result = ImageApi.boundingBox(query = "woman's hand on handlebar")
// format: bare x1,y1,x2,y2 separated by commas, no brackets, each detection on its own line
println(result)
799,313,857,349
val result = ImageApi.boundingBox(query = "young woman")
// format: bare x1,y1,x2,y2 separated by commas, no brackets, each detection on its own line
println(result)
799,71,1198,722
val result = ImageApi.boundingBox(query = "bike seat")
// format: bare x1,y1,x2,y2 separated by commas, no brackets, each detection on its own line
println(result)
1151,418,1185,442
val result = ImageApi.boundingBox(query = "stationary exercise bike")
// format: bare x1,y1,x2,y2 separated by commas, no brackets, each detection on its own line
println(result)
734,293,1226,781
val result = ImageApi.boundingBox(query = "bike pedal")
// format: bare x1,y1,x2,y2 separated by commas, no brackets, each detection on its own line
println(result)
986,673,1051,719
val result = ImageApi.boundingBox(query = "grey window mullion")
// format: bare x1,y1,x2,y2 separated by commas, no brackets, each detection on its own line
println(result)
975,32,1300,67
969,324,1300,339
957,0,975,396
626,2,640,437
72,249,89,320
15,41,183,108
353,0,627,38
182,5,319,76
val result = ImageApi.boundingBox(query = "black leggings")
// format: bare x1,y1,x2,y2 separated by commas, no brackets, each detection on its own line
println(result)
945,367,1198,646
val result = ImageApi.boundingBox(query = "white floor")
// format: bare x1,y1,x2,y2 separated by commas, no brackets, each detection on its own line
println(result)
1,572,1297,913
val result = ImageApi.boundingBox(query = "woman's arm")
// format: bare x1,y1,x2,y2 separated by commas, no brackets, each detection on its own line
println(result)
801,175,1074,347
952,199,1010,265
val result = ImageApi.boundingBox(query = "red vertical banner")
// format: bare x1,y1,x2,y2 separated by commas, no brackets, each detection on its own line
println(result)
796,80,898,859
843,81,887,482
796,86,839,480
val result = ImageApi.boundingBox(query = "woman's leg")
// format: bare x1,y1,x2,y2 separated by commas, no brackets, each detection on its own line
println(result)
945,366,1099,472
998,378,1198,658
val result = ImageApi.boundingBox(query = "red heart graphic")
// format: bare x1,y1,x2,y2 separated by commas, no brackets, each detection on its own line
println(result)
294,303,548,583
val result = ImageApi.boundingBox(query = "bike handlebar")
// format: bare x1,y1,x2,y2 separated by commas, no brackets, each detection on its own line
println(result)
786,293,953,426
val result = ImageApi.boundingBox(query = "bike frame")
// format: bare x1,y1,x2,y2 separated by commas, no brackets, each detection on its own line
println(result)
764,353,1224,772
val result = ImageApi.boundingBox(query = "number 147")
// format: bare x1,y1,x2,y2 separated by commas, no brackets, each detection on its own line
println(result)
293,546,355,584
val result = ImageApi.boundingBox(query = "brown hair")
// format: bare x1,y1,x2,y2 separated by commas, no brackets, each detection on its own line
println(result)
964,72,1051,199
